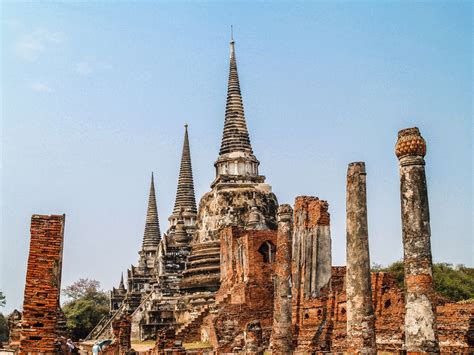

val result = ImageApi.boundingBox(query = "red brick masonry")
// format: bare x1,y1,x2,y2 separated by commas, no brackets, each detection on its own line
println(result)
19,214,65,354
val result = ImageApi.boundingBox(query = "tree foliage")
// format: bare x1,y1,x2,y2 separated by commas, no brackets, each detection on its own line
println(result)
63,279,102,301
0,291,7,343
0,313,8,343
432,263,474,301
62,279,109,341
372,261,474,302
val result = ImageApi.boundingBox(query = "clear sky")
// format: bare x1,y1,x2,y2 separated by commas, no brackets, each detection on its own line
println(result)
1,2,472,313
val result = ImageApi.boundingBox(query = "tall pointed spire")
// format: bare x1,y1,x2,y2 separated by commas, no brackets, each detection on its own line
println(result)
172,124,197,216
142,172,161,249
212,31,263,187
118,273,125,290
173,124,197,216
219,31,253,155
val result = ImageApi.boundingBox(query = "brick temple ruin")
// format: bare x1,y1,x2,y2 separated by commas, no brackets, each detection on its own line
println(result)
5,36,473,354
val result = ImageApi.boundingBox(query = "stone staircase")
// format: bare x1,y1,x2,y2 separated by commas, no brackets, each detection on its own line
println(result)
175,290,232,341
175,305,210,340
130,290,181,341
214,288,232,305
84,314,109,341
85,302,127,341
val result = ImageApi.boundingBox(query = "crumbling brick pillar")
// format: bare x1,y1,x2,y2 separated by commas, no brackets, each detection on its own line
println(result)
345,162,376,354
395,127,439,353
19,214,65,355
271,204,293,353
112,315,132,353
293,196,331,300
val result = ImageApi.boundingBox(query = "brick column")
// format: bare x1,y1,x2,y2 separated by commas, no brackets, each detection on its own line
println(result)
345,162,376,354
19,214,65,354
112,315,132,353
395,127,438,352
271,204,293,353
293,196,331,300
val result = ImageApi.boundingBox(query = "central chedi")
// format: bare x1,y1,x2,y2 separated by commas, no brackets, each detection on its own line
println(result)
180,36,278,294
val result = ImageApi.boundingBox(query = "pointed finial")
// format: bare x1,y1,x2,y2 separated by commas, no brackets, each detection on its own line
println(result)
142,171,161,249
119,272,125,290
219,25,253,156
171,122,197,217
230,26,235,57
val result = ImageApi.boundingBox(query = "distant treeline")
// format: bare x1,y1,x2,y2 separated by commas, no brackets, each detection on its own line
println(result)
372,261,474,302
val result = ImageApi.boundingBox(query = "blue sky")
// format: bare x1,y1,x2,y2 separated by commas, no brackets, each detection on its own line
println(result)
1,2,472,313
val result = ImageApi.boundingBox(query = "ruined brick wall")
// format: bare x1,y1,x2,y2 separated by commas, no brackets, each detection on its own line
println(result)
112,315,132,353
208,215,471,353
203,229,277,352
293,267,473,353
218,228,276,306
292,267,347,352
293,269,406,352
19,214,65,354
203,302,274,353
371,272,405,351
436,301,474,352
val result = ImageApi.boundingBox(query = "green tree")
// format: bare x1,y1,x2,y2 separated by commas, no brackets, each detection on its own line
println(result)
372,261,404,288
432,263,474,301
0,291,5,308
62,279,109,341
372,261,474,302
0,313,8,343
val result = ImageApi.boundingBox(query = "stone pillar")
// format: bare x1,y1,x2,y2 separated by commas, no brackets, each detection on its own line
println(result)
345,162,376,354
271,204,293,353
395,127,439,352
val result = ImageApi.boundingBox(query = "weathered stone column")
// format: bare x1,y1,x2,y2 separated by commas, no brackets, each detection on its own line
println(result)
271,204,293,353
345,162,376,354
396,127,439,353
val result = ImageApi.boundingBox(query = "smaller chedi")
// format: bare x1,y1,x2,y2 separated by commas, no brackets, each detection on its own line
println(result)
87,124,197,341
